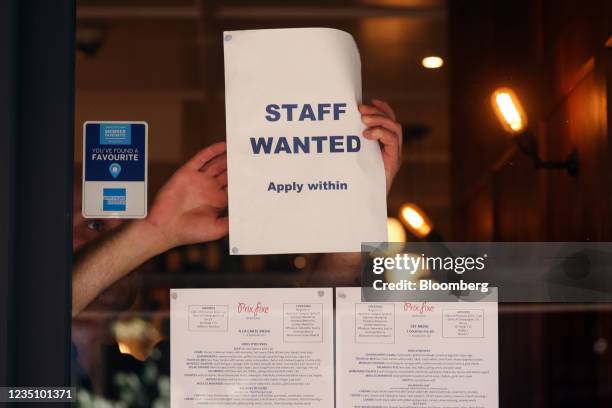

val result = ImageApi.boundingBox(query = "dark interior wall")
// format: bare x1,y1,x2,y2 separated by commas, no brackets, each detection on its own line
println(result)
450,0,612,241
449,1,612,407
449,0,542,241
540,0,612,240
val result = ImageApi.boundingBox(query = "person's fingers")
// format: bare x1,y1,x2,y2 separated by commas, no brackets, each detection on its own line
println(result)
358,104,386,117
362,103,403,152
215,171,228,188
200,154,227,177
196,173,228,207
211,216,229,237
371,99,396,120
361,115,402,136
198,170,228,193
363,127,400,154
185,142,226,171
209,191,228,209
212,181,229,204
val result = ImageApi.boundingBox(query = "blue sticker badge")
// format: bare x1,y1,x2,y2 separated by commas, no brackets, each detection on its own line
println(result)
83,121,147,219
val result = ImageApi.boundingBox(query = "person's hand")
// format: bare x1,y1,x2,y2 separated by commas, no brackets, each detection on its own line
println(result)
143,142,229,251
359,99,402,194
72,143,228,316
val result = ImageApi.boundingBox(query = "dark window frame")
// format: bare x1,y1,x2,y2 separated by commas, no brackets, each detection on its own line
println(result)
0,0,74,393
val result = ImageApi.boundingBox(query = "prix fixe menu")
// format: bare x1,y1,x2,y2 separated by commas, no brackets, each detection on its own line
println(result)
171,288,498,408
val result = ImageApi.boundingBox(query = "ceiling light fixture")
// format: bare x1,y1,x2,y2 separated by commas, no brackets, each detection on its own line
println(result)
422,56,444,69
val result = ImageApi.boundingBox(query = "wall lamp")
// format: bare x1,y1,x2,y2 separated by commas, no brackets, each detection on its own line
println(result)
399,203,443,242
491,88,579,177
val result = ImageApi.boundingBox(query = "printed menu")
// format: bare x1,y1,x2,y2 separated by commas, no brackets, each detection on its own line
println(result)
336,287,498,408
170,288,334,407
171,288,498,407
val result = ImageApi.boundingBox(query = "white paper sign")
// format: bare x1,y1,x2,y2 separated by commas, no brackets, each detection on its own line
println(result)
335,288,499,408
170,288,334,407
223,28,387,255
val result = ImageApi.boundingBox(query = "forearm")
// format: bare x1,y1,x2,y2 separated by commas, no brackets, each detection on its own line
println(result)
72,219,168,316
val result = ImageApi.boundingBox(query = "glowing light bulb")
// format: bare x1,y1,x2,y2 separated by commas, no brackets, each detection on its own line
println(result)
399,203,433,238
492,88,527,134
422,56,444,69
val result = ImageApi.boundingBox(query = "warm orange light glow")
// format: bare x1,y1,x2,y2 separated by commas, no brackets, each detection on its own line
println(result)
294,256,307,269
422,56,444,69
117,341,133,355
491,88,527,134
399,203,433,238
387,217,407,242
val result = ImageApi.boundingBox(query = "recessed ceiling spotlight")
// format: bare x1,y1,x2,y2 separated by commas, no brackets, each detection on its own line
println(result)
421,56,444,69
